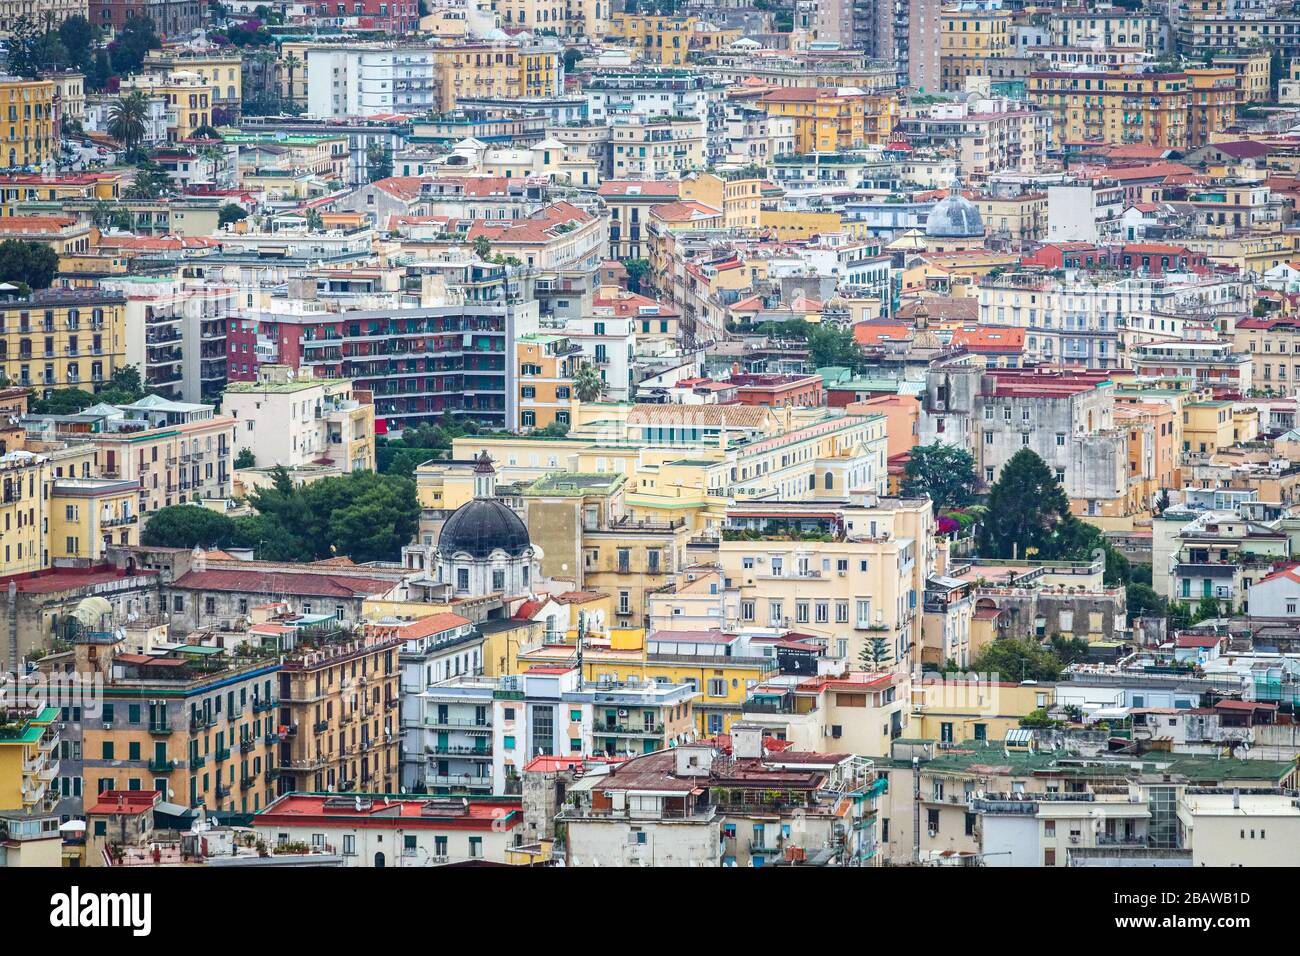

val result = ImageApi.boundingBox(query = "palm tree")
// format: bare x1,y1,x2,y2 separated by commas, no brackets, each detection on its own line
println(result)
283,52,301,107
107,91,149,155
572,363,604,403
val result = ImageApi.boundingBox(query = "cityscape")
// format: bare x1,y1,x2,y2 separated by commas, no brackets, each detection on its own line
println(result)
0,0,1294,880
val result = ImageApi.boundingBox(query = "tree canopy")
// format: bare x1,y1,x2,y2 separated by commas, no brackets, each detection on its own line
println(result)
900,442,978,515
139,467,420,564
978,449,1075,560
0,240,58,291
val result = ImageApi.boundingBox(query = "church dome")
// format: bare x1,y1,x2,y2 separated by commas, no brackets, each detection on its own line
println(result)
438,498,531,560
925,190,984,239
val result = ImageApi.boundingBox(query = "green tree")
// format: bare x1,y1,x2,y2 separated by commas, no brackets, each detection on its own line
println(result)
572,363,603,403
5,17,42,78
304,207,324,232
858,636,892,671
140,505,240,549
806,323,865,371
0,240,57,290
1167,600,1194,630
1049,633,1090,666
978,448,1074,560
900,442,978,515
1126,582,1165,621
562,47,582,73
124,166,175,201
366,141,392,182
109,14,161,77
96,365,147,404
971,638,1062,682
108,91,150,154
29,388,96,415
89,50,112,93
624,258,651,293
1194,595,1222,623
58,15,95,74
234,448,256,468
218,203,248,228
472,234,492,260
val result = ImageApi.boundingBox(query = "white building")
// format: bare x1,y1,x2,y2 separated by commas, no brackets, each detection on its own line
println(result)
221,364,376,473
1177,791,1300,867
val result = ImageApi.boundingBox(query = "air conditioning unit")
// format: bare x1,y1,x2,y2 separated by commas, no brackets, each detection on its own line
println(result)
927,828,938,838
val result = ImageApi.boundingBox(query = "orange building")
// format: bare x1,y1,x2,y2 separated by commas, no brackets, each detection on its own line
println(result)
757,87,897,153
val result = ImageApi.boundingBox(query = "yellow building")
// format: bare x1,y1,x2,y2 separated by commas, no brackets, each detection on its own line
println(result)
0,449,48,574
516,625,775,738
0,706,59,814
0,170,121,216
120,71,214,142
142,51,243,113
1186,68,1237,150
1213,51,1271,107
0,77,57,169
0,290,127,397
759,209,842,240
758,86,896,154
493,0,606,36
679,171,762,230
431,43,562,112
1182,400,1235,455
1028,69,1189,150
48,478,140,562
517,333,579,432
939,4,1012,93
910,681,1056,744
606,13,698,66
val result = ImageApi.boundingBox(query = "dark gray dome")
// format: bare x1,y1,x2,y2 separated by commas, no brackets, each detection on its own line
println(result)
926,192,984,239
438,499,530,559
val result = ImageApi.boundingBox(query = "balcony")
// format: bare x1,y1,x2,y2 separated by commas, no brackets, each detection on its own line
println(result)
593,723,664,737
314,719,330,733
213,746,231,761
252,697,278,714
426,744,493,758
264,767,281,783
216,783,232,798
189,755,205,771
424,716,493,730
148,721,173,736
147,757,176,774
425,773,493,789
239,738,255,754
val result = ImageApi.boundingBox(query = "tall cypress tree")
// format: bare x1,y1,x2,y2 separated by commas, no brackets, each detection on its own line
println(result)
977,448,1073,560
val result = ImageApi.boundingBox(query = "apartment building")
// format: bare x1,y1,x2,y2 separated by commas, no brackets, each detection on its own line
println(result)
253,792,524,866
0,705,59,817
758,87,896,154
584,70,727,163
719,498,934,669
38,631,281,817
920,364,1143,518
226,301,523,431
222,365,376,474
278,627,403,797
606,13,697,66
0,76,56,170
0,289,126,397
609,115,707,179
1027,70,1190,151
938,2,1012,93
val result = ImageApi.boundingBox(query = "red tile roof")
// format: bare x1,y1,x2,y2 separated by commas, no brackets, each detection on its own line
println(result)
256,794,523,830
172,569,395,599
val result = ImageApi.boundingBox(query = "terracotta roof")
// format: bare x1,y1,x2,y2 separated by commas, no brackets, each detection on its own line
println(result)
626,404,770,428
951,326,1025,352
596,180,681,198
395,612,472,637
172,569,395,599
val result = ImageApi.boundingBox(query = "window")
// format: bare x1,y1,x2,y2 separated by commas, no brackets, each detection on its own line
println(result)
708,678,726,697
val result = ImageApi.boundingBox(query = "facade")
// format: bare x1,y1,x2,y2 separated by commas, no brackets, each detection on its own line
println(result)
223,365,376,474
